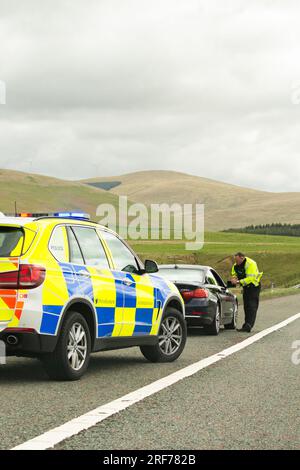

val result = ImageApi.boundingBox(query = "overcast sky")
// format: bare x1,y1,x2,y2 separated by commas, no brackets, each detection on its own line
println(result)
1,0,300,191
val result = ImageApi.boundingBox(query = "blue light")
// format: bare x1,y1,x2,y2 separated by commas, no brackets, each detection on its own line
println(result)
54,212,70,217
54,212,90,220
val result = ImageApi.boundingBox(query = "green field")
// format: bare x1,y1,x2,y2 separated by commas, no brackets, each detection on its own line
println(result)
129,231,300,289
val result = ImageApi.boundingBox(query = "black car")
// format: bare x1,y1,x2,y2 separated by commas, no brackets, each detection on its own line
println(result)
158,264,238,335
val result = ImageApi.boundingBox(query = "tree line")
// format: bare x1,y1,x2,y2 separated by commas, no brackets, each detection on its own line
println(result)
224,223,300,237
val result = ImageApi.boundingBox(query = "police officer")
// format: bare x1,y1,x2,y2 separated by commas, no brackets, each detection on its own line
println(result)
230,252,263,332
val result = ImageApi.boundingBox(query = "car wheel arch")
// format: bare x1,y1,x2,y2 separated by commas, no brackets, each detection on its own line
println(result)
161,296,185,319
153,294,185,335
56,299,97,350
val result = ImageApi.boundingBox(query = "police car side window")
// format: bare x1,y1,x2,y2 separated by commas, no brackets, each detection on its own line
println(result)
49,226,68,263
67,227,84,265
101,231,139,272
72,226,109,268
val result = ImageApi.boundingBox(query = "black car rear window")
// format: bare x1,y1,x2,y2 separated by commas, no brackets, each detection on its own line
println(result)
158,268,205,283
0,227,24,257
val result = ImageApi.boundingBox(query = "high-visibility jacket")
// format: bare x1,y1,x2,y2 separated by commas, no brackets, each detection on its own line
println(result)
231,257,263,287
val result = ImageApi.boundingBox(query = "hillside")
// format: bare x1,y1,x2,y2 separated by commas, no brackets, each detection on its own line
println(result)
0,169,120,219
81,170,300,231
2,169,300,233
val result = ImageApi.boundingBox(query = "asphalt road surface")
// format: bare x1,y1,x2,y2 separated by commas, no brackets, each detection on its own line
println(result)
1,294,300,450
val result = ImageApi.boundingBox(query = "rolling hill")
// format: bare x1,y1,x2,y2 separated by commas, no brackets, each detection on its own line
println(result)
0,169,120,219
1,169,300,232
81,170,300,231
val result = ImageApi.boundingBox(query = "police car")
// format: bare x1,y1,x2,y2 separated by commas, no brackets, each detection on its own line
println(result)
0,212,186,380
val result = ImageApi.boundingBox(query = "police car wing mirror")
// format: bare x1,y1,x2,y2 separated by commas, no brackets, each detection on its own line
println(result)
144,259,159,274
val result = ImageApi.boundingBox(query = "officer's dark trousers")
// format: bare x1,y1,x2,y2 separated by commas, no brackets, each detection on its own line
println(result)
242,284,261,329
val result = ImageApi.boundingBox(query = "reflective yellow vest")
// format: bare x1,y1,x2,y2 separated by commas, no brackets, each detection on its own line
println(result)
231,257,263,287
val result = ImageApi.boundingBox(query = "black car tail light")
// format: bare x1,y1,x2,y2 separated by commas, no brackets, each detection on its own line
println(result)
181,288,209,300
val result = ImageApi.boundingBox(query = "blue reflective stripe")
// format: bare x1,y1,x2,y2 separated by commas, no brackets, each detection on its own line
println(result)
98,324,114,337
96,307,115,324
133,324,152,335
43,305,63,316
135,308,153,325
124,273,136,307
124,294,136,308
40,313,59,334
114,278,124,308
133,308,153,335
46,265,173,340
72,265,94,300
59,263,94,302
40,305,62,334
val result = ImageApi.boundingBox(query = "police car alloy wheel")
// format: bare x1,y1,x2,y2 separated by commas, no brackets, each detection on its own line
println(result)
159,316,183,356
41,311,91,381
67,322,88,371
140,307,187,363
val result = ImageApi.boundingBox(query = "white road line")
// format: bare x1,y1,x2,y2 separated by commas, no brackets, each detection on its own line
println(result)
12,312,300,451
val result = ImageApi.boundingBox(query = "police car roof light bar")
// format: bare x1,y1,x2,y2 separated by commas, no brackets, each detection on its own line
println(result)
3,212,90,220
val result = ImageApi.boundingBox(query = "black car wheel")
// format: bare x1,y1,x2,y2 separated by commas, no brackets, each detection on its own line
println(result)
205,304,221,335
41,311,91,381
140,307,187,362
224,301,238,330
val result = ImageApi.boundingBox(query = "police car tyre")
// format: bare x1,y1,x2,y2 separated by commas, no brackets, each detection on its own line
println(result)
205,304,220,335
224,301,238,330
140,307,186,363
41,311,91,381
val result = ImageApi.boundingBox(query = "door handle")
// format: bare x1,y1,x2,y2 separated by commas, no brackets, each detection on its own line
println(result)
123,278,134,287
78,270,90,277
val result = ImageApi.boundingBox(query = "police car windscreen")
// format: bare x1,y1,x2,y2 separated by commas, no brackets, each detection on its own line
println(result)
158,268,205,283
0,227,24,257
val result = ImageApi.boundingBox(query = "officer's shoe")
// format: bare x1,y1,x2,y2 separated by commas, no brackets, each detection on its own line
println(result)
236,325,251,333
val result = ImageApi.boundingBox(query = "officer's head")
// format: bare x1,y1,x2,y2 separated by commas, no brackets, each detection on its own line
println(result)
234,252,246,265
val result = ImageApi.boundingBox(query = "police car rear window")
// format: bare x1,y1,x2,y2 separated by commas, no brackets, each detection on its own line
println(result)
0,227,24,257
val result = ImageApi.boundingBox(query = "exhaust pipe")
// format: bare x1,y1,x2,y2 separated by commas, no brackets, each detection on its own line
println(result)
6,335,18,346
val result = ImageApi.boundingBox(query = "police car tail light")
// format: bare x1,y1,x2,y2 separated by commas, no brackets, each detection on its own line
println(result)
0,265,46,289
181,288,209,300
0,270,19,289
18,264,46,289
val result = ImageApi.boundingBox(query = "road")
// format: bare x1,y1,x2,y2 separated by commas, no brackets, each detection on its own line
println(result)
1,294,300,450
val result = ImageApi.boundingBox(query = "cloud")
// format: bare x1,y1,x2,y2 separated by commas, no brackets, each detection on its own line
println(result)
1,0,300,190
